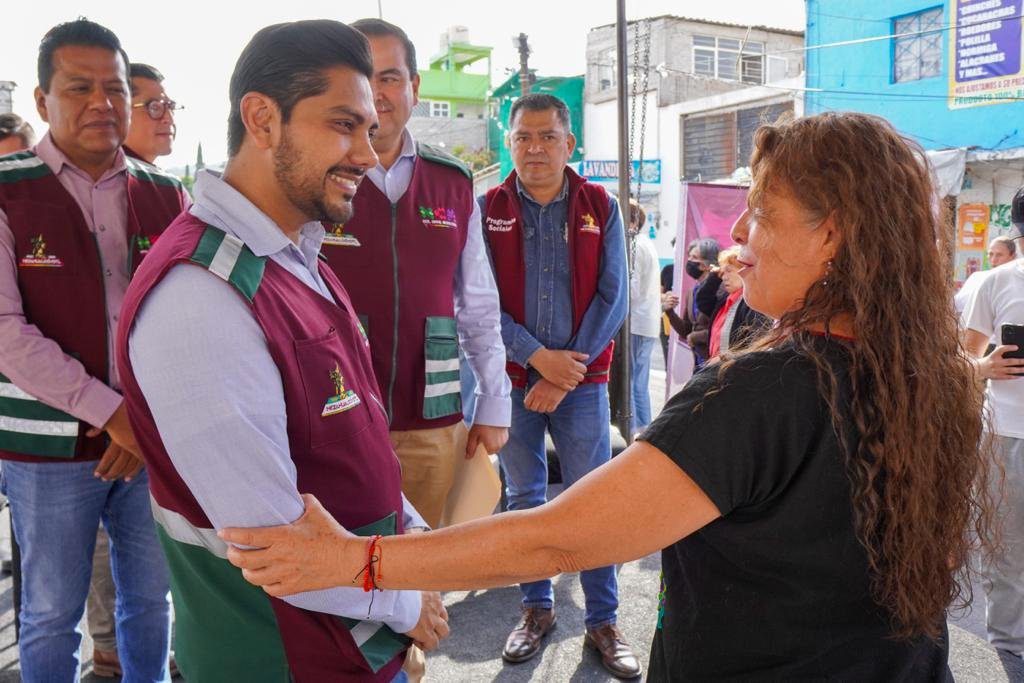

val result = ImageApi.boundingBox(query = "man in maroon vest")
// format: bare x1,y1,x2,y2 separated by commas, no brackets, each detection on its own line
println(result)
482,94,640,679
115,20,448,681
325,21,511,545
0,19,188,682
90,60,185,677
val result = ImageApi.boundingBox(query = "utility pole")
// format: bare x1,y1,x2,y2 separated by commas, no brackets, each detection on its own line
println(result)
612,0,634,445
515,33,532,97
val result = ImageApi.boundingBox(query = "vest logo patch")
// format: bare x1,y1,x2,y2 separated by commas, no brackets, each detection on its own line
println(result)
19,234,64,268
323,223,361,247
579,214,601,235
322,363,361,417
418,206,457,230
486,216,516,233
136,235,157,256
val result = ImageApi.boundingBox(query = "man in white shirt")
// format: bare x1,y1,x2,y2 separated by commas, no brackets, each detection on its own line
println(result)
628,200,661,436
963,189,1024,657
955,235,1018,315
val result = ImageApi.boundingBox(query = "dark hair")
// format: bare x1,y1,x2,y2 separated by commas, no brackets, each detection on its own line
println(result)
351,18,417,77
129,63,164,97
509,93,571,133
38,18,129,93
628,198,646,228
227,20,373,157
0,114,37,149
687,237,720,263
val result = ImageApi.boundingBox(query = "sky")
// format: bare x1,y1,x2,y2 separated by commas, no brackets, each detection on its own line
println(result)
2,1,805,169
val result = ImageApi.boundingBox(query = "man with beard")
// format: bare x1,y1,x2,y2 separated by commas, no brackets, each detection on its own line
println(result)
115,21,448,681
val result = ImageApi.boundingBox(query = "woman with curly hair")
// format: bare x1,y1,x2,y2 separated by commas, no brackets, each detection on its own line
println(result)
220,112,997,680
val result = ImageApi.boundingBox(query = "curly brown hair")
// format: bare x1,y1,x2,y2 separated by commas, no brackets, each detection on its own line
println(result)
740,112,997,640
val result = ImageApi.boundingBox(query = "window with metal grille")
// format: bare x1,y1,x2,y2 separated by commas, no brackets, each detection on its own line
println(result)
681,101,795,181
692,35,767,84
893,7,943,83
597,49,617,91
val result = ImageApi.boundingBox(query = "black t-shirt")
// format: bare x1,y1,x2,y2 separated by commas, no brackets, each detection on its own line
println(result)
641,337,950,681
661,263,674,293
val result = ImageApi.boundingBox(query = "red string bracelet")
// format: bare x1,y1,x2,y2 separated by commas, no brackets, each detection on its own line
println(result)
361,535,383,592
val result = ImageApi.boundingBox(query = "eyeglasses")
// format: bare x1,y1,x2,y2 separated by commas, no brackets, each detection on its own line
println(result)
132,98,183,120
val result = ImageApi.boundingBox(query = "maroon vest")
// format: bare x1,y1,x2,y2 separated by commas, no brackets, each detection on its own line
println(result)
322,146,471,431
0,150,186,462
116,212,406,681
484,168,614,388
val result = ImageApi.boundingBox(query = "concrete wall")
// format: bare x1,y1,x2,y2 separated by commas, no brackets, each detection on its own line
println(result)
407,116,488,153
585,16,804,108
584,78,803,262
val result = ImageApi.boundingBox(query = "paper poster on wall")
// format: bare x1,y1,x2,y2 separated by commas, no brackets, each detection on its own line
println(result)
955,202,991,282
949,0,1024,109
958,202,991,248
955,250,986,283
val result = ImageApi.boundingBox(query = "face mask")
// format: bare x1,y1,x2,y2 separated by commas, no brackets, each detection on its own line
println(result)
685,260,704,279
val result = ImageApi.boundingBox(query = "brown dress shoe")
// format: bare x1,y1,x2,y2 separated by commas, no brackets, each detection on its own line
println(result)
584,624,643,679
502,607,556,663
91,648,122,678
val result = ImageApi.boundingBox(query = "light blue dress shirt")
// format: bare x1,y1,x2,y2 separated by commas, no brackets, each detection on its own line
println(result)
128,170,423,634
368,132,511,427
479,177,629,372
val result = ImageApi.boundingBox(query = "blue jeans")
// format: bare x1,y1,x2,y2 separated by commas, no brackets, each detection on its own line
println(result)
2,460,171,683
499,382,617,628
630,334,656,434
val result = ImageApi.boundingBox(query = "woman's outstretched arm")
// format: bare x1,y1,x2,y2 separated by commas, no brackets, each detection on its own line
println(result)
221,441,721,597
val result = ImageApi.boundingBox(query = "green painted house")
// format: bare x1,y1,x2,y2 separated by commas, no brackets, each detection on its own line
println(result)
415,28,492,121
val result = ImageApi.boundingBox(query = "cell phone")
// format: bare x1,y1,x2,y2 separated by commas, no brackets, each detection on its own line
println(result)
1002,324,1024,360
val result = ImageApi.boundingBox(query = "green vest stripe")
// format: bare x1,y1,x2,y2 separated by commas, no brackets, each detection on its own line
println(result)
156,526,292,683
425,370,460,385
0,374,77,457
422,393,461,419
152,498,407,674
190,227,266,302
416,142,472,180
125,158,184,189
0,429,77,458
422,316,461,419
0,154,51,184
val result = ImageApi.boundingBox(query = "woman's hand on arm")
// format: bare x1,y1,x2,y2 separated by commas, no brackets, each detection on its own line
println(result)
221,441,722,596
220,494,360,597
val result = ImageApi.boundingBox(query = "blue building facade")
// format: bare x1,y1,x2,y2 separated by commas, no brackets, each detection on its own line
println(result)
806,0,1024,280
805,0,1024,151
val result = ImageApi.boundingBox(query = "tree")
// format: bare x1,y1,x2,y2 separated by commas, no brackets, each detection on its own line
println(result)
450,145,495,172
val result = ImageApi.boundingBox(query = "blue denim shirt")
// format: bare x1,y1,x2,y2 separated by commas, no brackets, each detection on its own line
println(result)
480,176,628,374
